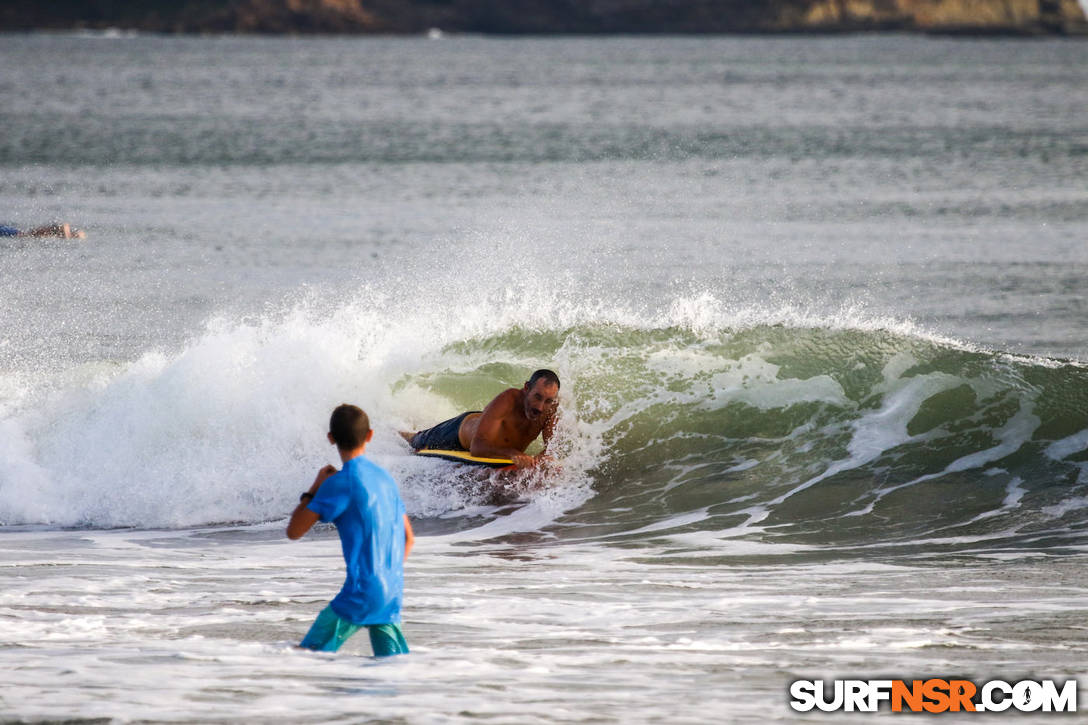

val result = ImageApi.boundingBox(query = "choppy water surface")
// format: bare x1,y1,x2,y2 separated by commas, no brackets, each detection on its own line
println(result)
1,33,1087,722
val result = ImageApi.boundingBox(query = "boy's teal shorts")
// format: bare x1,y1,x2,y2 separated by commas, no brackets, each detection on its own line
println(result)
299,605,409,657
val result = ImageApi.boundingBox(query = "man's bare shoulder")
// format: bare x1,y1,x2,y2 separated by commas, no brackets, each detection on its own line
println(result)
486,388,522,410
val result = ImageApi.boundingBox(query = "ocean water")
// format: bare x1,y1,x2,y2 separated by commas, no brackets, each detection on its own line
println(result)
1,32,1087,722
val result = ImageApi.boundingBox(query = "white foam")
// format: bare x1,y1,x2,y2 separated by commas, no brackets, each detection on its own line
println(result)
764,365,965,512
1046,428,1088,461
1,279,620,527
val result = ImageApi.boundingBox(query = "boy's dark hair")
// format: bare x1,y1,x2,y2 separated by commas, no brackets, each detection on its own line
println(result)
527,369,560,390
329,404,371,450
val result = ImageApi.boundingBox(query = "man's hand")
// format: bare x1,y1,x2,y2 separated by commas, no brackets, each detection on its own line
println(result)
509,453,560,470
511,453,536,469
311,464,338,493
532,453,562,474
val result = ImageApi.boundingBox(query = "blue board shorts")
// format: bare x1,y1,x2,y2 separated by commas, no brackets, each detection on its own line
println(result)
300,605,409,657
409,411,480,451
0,225,20,237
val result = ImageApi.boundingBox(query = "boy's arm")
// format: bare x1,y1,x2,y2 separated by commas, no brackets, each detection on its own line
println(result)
286,502,319,540
403,514,414,560
286,465,337,540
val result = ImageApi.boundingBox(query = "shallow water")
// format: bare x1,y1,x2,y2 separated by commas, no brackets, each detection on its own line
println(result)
1,33,1087,722
3,527,1086,723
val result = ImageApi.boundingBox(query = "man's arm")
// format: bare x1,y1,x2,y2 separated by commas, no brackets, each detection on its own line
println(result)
403,515,414,560
540,411,557,452
286,465,337,540
469,390,534,467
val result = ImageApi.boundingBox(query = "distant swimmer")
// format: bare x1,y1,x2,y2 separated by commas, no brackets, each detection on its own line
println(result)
402,369,560,470
0,222,85,239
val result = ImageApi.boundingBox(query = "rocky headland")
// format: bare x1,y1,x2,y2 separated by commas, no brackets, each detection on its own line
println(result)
2,0,1086,35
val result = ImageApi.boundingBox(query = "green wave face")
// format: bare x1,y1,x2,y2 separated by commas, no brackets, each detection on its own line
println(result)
410,323,1088,554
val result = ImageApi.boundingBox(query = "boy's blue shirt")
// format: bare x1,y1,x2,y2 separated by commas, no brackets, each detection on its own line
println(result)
306,454,406,625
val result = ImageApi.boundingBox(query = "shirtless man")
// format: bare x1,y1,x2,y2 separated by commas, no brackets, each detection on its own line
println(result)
404,369,560,469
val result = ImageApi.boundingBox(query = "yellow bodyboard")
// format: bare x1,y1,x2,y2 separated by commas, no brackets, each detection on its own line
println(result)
414,449,515,469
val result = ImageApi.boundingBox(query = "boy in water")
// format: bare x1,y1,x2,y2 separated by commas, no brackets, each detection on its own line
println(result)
287,404,414,656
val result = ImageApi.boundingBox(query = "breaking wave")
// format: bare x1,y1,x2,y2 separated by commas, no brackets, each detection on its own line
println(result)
2,288,1086,556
